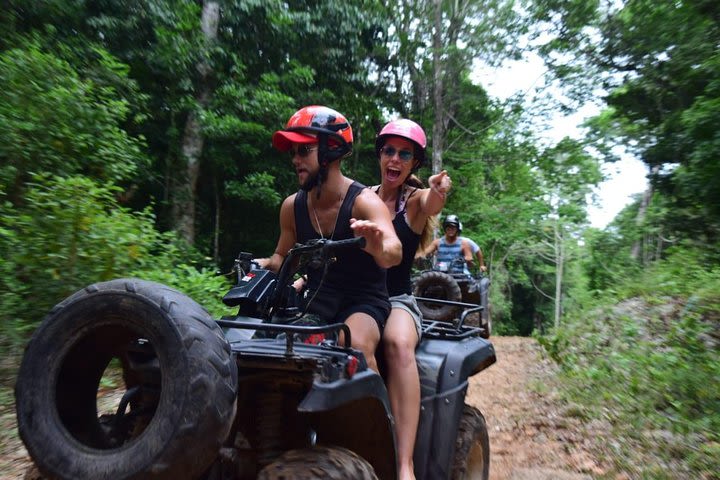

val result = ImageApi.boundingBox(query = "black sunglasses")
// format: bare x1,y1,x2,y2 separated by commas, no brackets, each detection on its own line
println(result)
381,146,414,162
288,145,318,158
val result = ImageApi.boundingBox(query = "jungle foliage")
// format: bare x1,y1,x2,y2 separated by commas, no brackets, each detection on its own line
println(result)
1,1,718,477
533,1,720,477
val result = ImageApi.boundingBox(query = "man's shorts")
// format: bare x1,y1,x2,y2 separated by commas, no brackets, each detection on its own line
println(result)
389,293,422,340
303,289,391,333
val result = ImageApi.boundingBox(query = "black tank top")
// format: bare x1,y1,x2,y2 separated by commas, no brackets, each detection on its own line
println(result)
294,182,388,299
384,186,421,296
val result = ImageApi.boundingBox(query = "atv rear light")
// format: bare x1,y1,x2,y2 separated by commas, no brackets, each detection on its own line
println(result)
303,333,325,345
346,355,358,378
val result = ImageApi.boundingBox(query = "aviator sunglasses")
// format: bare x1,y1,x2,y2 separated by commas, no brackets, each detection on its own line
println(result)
381,145,414,162
288,145,318,158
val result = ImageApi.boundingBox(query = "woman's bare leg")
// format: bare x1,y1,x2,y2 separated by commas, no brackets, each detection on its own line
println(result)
383,308,420,480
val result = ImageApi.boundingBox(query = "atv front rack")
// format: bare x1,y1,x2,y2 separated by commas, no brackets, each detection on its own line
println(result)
421,320,484,340
414,296,486,336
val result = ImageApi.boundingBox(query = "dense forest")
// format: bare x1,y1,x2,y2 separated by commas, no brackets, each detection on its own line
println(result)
1,1,717,478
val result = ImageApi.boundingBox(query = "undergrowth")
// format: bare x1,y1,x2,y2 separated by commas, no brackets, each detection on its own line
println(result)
540,247,720,479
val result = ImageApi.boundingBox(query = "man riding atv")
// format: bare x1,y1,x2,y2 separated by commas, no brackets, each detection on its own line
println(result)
415,214,491,337
255,105,402,374
424,215,474,275
14,107,495,480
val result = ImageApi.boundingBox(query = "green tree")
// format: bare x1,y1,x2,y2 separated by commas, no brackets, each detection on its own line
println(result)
534,0,720,252
3,0,390,257
0,43,147,202
378,0,527,173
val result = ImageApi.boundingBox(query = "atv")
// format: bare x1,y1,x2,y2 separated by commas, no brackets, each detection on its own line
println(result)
15,236,496,480
412,257,491,338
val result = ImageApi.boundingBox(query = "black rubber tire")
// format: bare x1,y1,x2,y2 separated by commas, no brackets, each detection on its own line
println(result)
451,405,490,480
481,312,492,339
257,446,378,480
413,270,462,321
15,278,238,480
464,312,480,328
479,276,491,338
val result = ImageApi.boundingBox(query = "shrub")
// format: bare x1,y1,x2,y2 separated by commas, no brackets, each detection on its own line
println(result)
540,246,720,478
0,174,231,354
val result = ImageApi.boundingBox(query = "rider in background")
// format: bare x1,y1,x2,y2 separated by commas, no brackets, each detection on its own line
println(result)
424,214,474,274
373,118,451,480
256,106,401,373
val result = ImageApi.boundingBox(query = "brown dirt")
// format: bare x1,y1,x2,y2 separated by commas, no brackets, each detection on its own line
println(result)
466,336,612,480
0,388,28,480
1,336,612,479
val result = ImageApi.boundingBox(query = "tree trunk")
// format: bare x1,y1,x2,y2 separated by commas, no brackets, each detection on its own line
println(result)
630,165,658,260
213,176,221,264
431,0,444,175
554,220,564,329
173,1,220,245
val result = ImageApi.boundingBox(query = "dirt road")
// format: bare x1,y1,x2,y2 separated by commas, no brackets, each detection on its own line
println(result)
466,336,609,480
1,336,610,479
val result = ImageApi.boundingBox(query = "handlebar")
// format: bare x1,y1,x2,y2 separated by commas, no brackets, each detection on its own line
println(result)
279,236,366,280
269,236,367,320
288,236,366,255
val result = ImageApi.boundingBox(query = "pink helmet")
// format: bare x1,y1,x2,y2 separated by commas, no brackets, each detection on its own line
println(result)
375,119,427,168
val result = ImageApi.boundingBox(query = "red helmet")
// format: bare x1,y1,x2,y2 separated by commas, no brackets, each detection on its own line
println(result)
273,106,353,164
375,119,427,168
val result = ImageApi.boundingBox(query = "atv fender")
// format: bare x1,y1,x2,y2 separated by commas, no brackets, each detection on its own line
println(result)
298,370,396,480
298,369,390,413
414,336,496,480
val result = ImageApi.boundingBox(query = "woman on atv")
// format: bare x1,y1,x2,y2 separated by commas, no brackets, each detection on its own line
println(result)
373,119,452,480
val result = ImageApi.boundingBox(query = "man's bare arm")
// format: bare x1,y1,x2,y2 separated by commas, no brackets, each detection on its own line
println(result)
255,195,297,273
476,249,486,271
461,239,474,269
422,238,439,258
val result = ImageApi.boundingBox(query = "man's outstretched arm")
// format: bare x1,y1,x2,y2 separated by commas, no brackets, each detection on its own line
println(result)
350,189,402,269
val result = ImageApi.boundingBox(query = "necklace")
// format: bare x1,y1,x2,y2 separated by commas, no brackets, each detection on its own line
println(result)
311,197,343,240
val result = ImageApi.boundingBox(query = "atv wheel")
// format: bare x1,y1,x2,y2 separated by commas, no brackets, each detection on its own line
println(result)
413,271,462,321
479,276,491,338
451,405,490,480
257,446,378,480
464,312,491,338
464,312,480,328
15,278,238,480
480,311,492,339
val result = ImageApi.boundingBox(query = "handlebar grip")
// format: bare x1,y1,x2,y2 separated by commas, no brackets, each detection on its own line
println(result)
327,236,366,250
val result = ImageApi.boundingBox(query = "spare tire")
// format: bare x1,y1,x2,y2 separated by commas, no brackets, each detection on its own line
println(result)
15,278,238,480
412,271,462,322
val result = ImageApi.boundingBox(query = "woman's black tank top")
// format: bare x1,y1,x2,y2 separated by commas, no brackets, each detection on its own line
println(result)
382,186,421,296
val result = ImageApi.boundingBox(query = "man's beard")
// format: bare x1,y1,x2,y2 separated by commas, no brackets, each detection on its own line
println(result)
300,171,319,192
300,166,328,195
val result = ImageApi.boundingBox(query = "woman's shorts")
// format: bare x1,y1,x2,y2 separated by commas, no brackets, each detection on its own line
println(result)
389,293,422,340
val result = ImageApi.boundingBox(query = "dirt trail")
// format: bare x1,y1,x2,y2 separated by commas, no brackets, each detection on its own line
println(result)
466,336,609,480
1,336,610,479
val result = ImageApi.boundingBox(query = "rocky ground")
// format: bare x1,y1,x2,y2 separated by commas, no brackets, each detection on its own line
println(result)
466,336,614,480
